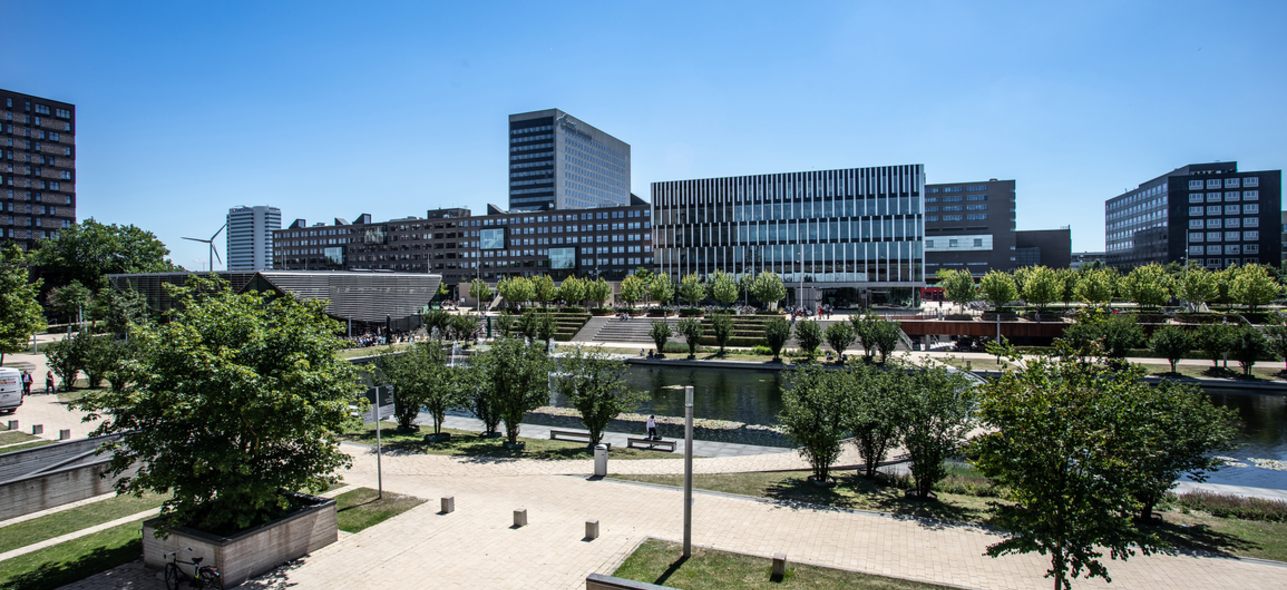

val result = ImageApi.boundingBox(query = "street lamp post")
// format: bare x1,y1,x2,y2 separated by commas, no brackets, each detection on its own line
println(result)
683,385,694,557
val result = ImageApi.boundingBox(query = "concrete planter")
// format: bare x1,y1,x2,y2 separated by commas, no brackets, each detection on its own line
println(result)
143,492,337,588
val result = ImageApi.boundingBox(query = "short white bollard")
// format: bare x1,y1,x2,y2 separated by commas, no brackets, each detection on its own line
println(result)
772,553,787,580
6,420,16,431
513,508,527,528
31,424,43,435
585,519,600,540
59,429,71,440
441,496,454,514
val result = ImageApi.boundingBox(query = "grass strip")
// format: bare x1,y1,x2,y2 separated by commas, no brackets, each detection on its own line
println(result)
614,538,954,590
0,519,143,590
343,423,688,460
0,441,57,455
334,487,425,533
0,492,167,554
0,431,38,445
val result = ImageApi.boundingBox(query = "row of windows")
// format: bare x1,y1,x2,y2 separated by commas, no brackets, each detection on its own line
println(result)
1189,177,1260,190
926,215,989,221
1189,245,1261,255
509,152,552,161
510,142,552,153
1187,217,1261,229
510,124,553,135
1188,204,1260,216
1188,231,1261,242
1187,190,1260,203
510,133,552,144
4,99,70,120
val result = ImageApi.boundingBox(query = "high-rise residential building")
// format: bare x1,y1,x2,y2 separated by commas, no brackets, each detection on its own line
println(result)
0,89,76,250
1105,162,1281,270
226,205,281,270
923,179,1016,276
652,165,926,308
508,109,631,212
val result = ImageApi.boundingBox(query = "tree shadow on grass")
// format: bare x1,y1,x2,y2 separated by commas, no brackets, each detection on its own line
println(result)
6,541,141,590
1142,517,1261,558
760,473,993,531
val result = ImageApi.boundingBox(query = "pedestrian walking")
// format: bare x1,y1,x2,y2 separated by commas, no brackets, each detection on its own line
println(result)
646,415,658,440
45,371,55,394
20,370,32,396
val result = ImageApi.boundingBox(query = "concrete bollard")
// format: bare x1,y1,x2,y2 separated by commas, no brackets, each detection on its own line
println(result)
441,496,454,514
31,424,43,435
771,553,787,580
59,429,71,441
585,519,599,540
6,420,16,431
513,508,527,528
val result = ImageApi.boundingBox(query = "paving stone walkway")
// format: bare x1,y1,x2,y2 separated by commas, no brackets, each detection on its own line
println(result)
60,446,1287,590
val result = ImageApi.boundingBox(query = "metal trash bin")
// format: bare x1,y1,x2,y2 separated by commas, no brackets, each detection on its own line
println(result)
593,443,608,477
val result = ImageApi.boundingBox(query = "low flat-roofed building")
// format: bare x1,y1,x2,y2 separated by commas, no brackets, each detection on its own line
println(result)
108,270,442,331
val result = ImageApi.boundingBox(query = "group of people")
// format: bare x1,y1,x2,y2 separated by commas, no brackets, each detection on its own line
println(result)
18,370,56,395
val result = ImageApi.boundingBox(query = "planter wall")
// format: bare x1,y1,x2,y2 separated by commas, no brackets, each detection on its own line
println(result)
143,492,337,588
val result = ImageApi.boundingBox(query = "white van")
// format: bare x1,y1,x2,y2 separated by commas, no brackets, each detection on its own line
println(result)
0,368,22,413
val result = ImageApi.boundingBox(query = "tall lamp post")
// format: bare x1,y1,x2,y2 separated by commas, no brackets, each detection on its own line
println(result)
683,385,694,557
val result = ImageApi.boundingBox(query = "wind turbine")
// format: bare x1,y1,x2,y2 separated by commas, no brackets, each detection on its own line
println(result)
183,223,226,273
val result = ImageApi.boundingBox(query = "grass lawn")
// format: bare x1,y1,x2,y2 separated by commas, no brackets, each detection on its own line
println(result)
935,356,1011,372
0,519,144,590
54,387,106,405
338,344,411,359
0,440,57,455
614,538,954,590
0,492,167,555
333,487,425,533
0,430,39,445
343,422,689,460
1140,363,1287,382
612,469,1287,562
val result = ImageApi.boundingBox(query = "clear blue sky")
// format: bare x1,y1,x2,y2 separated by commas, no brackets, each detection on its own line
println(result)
6,1,1285,270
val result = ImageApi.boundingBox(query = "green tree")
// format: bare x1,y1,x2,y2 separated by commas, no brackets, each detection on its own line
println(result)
1075,268,1114,306
764,317,791,361
1057,268,1079,307
555,348,647,445
973,352,1160,590
103,338,142,393
1230,264,1281,312
32,219,178,290
1148,325,1192,373
871,317,901,364
45,331,88,390
448,313,479,342
824,320,856,358
0,245,46,365
587,277,612,308
850,313,879,362
465,360,502,436
1266,312,1287,370
494,313,515,338
1100,314,1144,363
95,285,149,336
936,269,976,313
558,276,586,309
751,271,786,310
1023,266,1062,319
46,279,94,324
1195,323,1234,368
377,341,466,433
1215,266,1237,307
780,364,849,482
1230,325,1270,376
72,276,360,534
979,270,1019,312
899,360,975,497
534,312,558,343
649,274,675,307
531,275,557,306
676,318,705,358
421,309,451,340
469,278,493,313
81,333,116,389
1119,263,1173,310
844,363,904,478
648,320,672,352
498,276,534,309
678,273,706,307
710,313,734,354
709,270,738,308
1127,379,1239,521
1174,264,1218,311
618,274,645,308
475,336,551,445
794,320,823,360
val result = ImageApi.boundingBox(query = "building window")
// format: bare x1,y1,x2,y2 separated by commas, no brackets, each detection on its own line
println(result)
1224,204,1241,215
1244,203,1260,214
1207,232,1222,242
1189,206,1204,216
1225,231,1241,242
1206,245,1222,255
1206,218,1221,229
1244,177,1259,188
1244,190,1259,201
1188,219,1203,229
1189,232,1204,243
1207,179,1222,189
1206,205,1221,216
1244,217,1259,228
1189,193,1204,203
1225,245,1241,255
1245,244,1261,254
1224,218,1241,228
1244,231,1260,241
1206,193,1222,203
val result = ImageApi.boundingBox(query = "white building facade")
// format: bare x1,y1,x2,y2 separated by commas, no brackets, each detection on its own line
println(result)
227,205,281,270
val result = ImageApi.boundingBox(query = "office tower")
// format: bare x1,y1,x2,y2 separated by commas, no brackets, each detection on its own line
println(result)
652,165,926,308
0,89,76,250
508,109,631,212
227,205,281,270
1105,162,1281,269
923,179,1016,275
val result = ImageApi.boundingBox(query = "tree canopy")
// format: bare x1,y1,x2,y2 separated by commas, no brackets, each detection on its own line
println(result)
0,245,46,364
32,218,177,291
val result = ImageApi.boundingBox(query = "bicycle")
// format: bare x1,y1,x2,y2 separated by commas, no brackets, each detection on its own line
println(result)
163,547,224,590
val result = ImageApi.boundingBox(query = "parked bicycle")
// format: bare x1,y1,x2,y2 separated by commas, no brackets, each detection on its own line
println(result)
163,547,223,590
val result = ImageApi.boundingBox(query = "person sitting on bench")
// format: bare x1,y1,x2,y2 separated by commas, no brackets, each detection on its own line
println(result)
646,415,658,440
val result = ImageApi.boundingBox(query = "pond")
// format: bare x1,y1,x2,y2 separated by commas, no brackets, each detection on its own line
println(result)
549,363,1287,490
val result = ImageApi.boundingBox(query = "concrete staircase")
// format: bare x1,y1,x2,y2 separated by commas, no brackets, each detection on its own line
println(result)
587,316,681,345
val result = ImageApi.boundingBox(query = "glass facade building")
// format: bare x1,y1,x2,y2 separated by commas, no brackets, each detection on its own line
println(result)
652,165,926,296
226,205,281,270
508,109,631,212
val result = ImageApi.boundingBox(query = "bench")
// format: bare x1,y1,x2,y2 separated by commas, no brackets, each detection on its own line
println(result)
627,437,676,452
549,429,594,444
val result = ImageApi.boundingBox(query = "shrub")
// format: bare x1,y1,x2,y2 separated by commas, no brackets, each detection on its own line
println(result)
794,320,823,360
710,313,734,353
764,317,791,360
678,307,705,317
751,345,772,356
1149,325,1192,373
824,321,856,356
677,318,705,358
1173,490,1287,522
590,307,614,315
1230,325,1270,376
649,320,673,352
